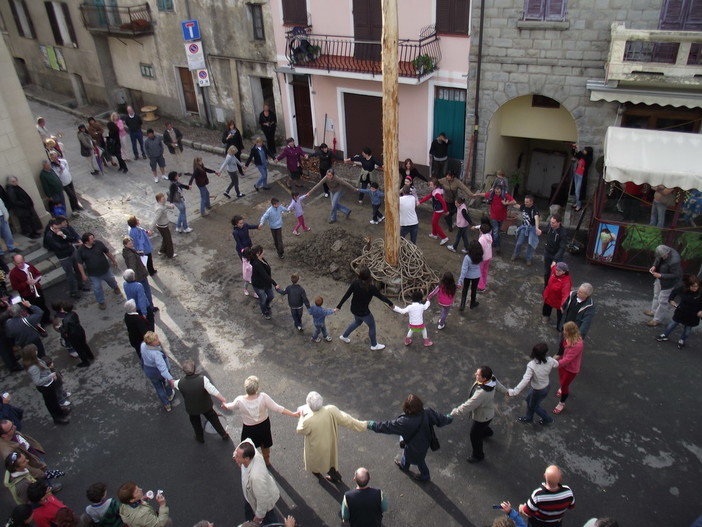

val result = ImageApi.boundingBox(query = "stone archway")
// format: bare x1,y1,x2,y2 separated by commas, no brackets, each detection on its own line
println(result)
483,93,578,199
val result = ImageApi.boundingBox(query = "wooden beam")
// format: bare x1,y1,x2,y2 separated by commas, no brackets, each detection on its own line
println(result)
382,0,399,266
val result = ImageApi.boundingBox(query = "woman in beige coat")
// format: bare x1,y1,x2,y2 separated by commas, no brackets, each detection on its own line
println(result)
296,391,367,482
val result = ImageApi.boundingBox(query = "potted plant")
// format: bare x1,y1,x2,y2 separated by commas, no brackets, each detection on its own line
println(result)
411,54,434,75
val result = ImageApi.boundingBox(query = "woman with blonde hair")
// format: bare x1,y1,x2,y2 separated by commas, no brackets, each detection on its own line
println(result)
139,331,175,412
218,145,245,199
21,345,70,424
553,322,584,414
224,375,299,465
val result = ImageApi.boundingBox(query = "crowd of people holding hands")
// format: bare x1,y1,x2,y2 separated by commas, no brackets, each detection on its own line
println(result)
2,117,692,527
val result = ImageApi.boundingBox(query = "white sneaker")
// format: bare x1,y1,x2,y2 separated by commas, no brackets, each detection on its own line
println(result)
161,175,169,180
339,335,351,343
324,336,333,342
171,253,177,258
324,193,329,197
370,343,386,351
428,234,439,239
370,220,378,224
440,237,449,246
154,176,159,183
446,245,456,252
182,227,193,233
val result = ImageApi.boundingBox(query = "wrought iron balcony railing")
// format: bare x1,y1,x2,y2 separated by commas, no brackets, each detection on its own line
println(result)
285,26,441,80
79,2,154,37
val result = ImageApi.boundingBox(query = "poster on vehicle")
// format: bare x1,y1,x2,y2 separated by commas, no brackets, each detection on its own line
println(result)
593,223,619,262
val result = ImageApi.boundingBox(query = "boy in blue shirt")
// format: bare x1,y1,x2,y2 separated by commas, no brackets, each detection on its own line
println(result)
307,296,338,342
357,182,385,224
259,198,285,258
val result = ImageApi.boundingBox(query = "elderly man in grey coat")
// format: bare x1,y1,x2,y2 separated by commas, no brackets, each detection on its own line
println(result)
644,244,683,327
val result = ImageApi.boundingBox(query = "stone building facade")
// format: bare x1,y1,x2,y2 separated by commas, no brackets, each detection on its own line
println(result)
1,0,285,137
465,0,702,197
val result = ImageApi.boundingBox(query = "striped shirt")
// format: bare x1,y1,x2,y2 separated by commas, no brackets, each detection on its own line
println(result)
524,484,575,525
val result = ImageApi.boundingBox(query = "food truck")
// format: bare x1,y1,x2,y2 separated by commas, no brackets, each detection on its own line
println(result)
587,127,702,272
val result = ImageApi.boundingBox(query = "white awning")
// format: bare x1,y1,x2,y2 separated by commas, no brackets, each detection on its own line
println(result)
586,80,702,109
604,127,702,190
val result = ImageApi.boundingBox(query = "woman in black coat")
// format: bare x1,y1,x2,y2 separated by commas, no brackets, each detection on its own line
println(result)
368,394,452,482
336,267,394,351
657,274,702,349
106,121,128,173
248,245,277,319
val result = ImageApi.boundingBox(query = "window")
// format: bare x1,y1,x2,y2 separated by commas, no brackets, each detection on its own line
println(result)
45,2,77,47
659,0,702,30
9,0,35,39
140,63,155,79
523,0,567,22
250,4,265,40
436,0,470,35
282,0,307,26
157,0,174,12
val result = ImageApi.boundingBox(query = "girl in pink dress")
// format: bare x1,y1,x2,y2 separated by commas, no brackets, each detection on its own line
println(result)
476,222,492,291
427,271,457,330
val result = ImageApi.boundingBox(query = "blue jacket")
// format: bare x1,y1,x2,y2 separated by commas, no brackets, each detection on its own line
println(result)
357,188,384,206
370,408,451,464
129,226,153,255
140,343,172,381
458,254,481,282
232,223,258,256
260,205,284,229
124,280,150,315
308,305,335,326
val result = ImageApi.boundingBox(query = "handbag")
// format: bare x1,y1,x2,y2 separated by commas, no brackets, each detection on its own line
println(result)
429,423,440,451
22,317,48,338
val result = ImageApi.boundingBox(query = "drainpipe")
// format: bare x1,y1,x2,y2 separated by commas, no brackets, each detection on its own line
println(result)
469,0,485,187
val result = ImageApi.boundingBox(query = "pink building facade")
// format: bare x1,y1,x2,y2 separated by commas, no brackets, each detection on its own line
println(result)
270,0,471,173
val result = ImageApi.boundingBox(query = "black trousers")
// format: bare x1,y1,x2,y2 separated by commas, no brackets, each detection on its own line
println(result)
67,334,95,364
470,418,493,460
270,228,284,257
460,278,479,309
189,409,227,440
37,383,65,420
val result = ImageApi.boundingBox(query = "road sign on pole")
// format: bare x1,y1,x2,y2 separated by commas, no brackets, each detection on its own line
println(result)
181,20,200,41
196,69,211,87
185,41,206,70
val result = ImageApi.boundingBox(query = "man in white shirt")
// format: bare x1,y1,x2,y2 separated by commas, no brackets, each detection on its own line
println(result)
399,186,419,244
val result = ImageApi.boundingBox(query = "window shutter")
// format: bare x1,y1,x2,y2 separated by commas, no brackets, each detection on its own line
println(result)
9,0,23,36
684,0,702,30
61,3,77,46
545,0,566,21
283,0,307,26
659,0,685,29
436,0,451,33
453,0,470,34
524,0,545,20
45,2,63,45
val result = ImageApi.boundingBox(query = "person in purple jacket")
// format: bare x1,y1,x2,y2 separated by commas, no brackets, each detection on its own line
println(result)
276,137,308,188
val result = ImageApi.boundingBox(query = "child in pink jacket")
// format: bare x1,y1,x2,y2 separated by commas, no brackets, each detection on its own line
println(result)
427,271,457,330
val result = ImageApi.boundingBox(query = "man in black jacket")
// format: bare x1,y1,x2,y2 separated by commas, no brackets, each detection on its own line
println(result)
542,214,568,286
124,105,145,160
44,218,82,298
341,468,389,527
173,360,229,443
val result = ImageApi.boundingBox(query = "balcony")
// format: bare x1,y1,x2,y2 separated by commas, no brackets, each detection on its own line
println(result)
79,2,154,37
607,22,702,87
284,26,441,82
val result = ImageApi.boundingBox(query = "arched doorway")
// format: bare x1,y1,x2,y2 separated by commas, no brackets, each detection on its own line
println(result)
484,94,577,199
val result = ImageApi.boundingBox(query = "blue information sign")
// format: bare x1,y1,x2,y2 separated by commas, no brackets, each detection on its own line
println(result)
181,20,200,41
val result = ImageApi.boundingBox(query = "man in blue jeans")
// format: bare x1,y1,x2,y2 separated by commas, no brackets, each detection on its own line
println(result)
75,233,121,310
124,105,146,160
308,169,356,223
511,195,542,266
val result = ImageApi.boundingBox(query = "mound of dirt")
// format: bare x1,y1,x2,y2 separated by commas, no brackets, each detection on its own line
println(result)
287,227,366,282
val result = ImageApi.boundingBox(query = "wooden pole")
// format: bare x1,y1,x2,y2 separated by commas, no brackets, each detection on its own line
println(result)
381,0,399,266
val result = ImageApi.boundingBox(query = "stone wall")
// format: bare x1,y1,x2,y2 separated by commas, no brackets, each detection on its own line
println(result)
467,0,663,185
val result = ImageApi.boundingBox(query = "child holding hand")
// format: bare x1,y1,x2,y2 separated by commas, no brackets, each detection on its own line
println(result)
393,291,432,347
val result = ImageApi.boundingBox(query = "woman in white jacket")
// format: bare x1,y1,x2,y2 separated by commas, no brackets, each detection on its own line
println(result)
508,342,559,426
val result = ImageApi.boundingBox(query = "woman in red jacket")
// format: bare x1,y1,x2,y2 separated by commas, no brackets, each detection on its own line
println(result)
542,261,572,328
553,322,583,414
